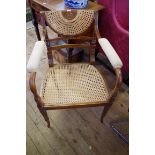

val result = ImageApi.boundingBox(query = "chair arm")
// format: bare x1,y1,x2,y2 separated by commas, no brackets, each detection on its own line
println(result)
109,68,122,100
98,38,123,69
29,72,44,107
27,41,47,72
94,12,123,69
94,14,123,99
98,39,123,100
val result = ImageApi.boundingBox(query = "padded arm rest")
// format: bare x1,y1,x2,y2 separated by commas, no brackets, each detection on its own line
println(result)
27,41,47,72
98,38,123,69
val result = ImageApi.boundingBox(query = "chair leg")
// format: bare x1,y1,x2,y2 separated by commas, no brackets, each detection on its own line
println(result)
33,96,51,128
38,106,51,128
100,104,112,123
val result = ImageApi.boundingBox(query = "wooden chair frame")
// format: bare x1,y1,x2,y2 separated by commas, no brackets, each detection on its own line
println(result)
28,10,122,128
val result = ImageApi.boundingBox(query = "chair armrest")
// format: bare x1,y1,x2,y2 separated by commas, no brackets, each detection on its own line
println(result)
27,41,47,72
94,12,123,69
98,38,123,69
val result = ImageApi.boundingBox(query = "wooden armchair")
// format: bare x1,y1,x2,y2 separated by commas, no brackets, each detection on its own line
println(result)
27,9,123,128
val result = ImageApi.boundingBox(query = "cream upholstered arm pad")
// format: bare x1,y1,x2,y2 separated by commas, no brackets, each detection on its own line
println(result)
98,38,123,69
27,41,47,72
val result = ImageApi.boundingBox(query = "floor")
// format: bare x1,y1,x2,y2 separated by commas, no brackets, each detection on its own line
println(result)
26,21,34,29
26,27,129,155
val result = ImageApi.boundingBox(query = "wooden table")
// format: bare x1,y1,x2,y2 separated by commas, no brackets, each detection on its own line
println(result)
28,0,104,40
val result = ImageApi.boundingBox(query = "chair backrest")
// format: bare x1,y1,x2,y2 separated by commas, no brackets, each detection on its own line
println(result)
41,9,96,66
44,9,95,36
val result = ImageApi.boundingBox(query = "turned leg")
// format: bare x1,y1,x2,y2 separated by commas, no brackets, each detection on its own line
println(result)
100,103,112,123
30,72,50,128
38,106,51,128
34,97,50,128
41,110,50,128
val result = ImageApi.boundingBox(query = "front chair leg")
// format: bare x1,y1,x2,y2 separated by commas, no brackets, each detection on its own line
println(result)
100,103,112,123
38,106,51,128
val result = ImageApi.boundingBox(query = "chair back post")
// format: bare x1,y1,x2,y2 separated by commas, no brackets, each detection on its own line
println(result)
89,22,97,64
40,11,54,67
94,11,101,39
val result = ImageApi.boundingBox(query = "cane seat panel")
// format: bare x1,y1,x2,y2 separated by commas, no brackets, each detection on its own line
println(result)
40,63,110,106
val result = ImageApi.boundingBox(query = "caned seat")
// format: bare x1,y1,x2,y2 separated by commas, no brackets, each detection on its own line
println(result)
40,63,110,106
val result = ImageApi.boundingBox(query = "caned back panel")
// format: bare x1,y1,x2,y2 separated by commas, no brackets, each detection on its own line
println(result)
44,10,95,36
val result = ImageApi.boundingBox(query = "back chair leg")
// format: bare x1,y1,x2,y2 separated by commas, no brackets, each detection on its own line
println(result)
100,103,113,123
